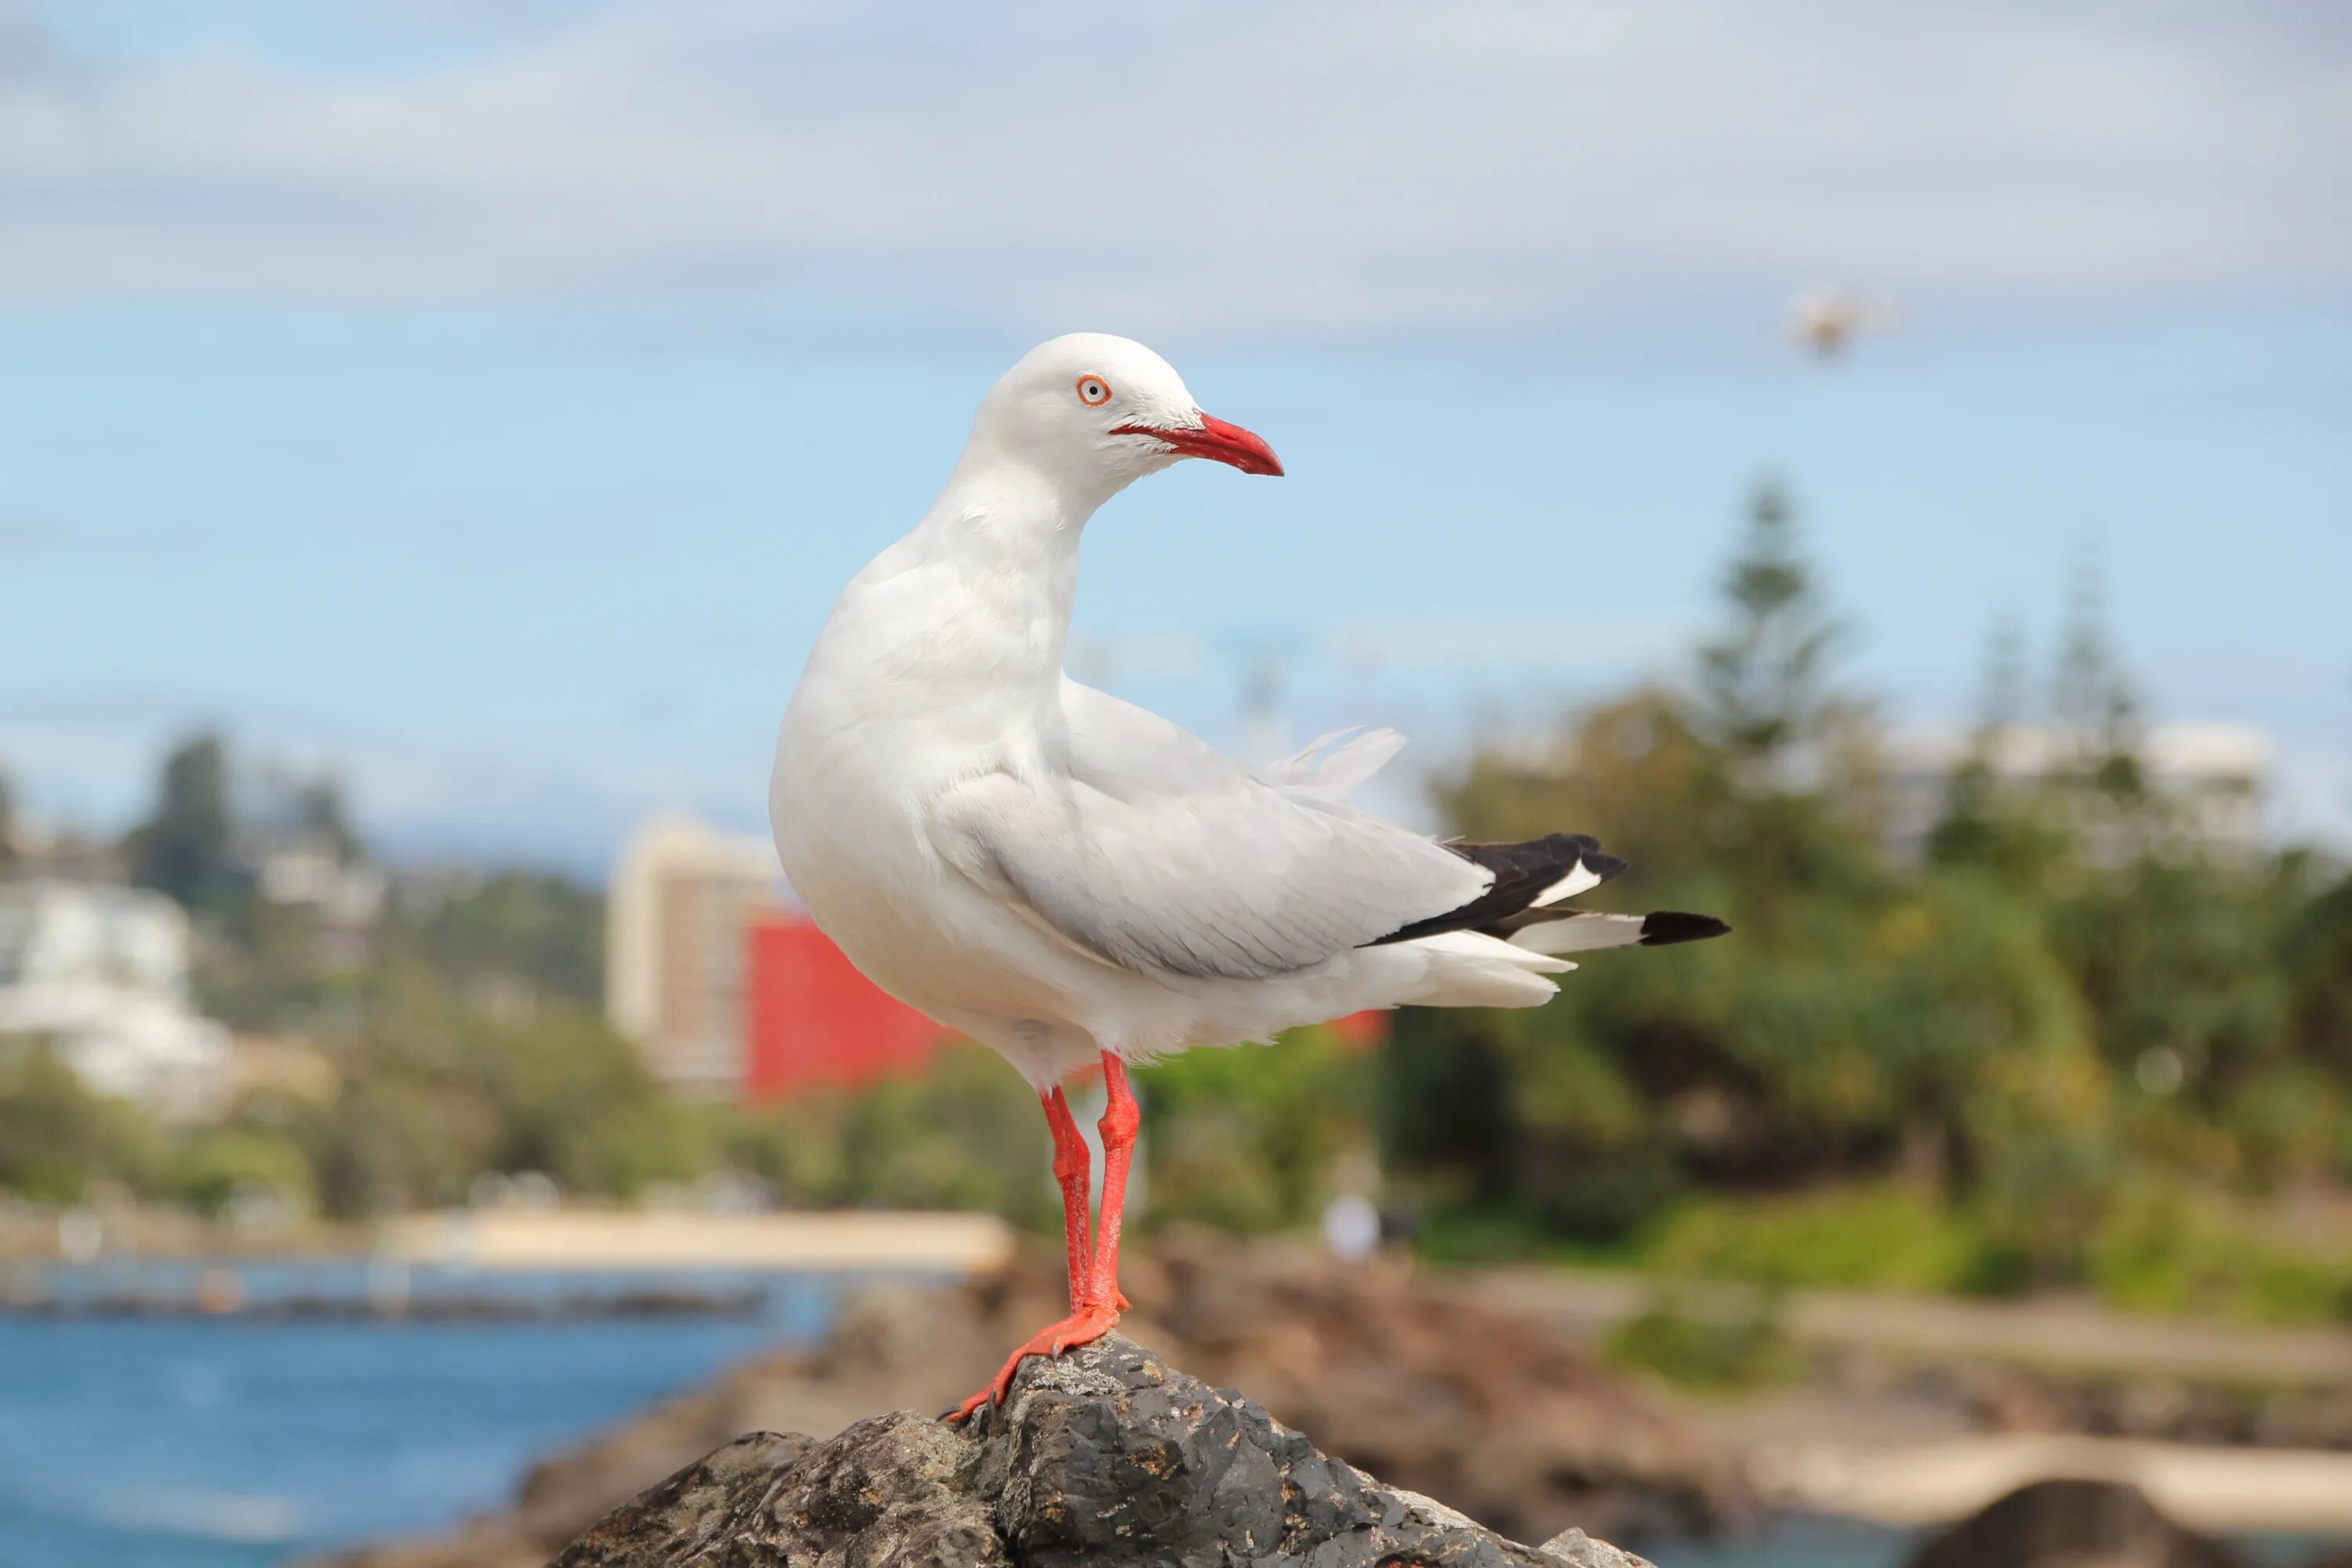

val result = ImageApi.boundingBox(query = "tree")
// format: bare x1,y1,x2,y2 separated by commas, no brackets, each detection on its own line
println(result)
129,731,241,911
2049,557,2143,800
1695,479,1851,778
1929,616,2071,880
292,776,361,862
1974,613,2029,741
0,1043,164,1202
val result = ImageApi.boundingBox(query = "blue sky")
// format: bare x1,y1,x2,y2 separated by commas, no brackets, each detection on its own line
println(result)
2,2,2347,872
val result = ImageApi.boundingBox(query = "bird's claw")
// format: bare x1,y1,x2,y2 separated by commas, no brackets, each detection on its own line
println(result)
942,1300,1121,1425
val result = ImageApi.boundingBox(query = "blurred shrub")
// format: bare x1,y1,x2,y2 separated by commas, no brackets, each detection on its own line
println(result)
1602,1286,1798,1392
0,1040,163,1202
720,1044,1058,1228
170,1127,315,1217
1138,1025,1370,1233
2089,1181,2352,1325
1644,1183,1991,1294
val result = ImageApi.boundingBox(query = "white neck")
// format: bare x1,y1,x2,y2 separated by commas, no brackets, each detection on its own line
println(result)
881,437,1132,735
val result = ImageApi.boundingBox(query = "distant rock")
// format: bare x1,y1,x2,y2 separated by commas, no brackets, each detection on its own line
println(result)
1904,1478,2249,1568
550,1333,1654,1568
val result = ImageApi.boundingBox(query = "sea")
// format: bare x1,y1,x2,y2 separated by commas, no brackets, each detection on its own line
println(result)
0,1265,2332,1568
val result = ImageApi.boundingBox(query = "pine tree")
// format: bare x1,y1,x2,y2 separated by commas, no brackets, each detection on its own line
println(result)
1695,478,1849,779
129,732,240,910
2049,557,2144,802
1975,613,2028,744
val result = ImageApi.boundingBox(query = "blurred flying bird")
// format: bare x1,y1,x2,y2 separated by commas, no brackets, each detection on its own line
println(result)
768,333,1729,1420
1788,285,1898,359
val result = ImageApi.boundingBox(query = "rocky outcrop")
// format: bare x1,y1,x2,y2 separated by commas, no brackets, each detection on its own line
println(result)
1904,1478,2249,1568
550,1333,1653,1568
315,1247,1742,1568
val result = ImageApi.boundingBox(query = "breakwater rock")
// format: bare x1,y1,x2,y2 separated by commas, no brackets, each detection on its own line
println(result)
550,1332,1653,1568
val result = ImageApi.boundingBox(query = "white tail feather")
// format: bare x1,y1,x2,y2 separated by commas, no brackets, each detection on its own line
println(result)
1508,912,1649,955
1397,929,1573,1008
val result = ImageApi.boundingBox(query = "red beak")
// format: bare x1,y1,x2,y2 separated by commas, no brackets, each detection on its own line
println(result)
1112,412,1284,476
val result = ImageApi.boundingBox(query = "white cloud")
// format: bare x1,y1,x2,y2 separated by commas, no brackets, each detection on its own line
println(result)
0,0,2344,335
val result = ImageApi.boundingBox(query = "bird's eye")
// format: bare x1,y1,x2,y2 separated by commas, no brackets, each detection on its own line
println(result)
1075,375,1112,406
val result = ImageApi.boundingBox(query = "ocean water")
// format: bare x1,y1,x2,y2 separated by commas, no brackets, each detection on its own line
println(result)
0,1313,807,1568
0,1258,855,1568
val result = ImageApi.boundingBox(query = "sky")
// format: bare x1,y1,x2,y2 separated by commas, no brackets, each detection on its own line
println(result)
1,0,2347,874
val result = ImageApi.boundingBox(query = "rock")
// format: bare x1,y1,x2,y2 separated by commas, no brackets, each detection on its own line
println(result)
312,1245,1736,1567
1126,1247,1744,1543
1536,1527,1657,1568
1904,1478,2250,1568
550,1333,1651,1568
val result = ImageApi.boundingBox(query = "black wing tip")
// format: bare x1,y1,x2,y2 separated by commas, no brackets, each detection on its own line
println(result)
1639,910,1732,946
1526,833,1625,887
1377,830,1627,948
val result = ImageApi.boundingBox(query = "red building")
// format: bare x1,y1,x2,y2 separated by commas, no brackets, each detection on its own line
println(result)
742,909,1392,1099
742,912,951,1100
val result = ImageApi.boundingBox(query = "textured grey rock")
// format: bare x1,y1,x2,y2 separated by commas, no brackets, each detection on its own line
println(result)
1535,1526,1657,1568
550,1334,1645,1568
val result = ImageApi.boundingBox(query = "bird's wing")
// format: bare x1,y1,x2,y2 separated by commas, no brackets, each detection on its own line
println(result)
1260,726,1409,798
927,681,1491,982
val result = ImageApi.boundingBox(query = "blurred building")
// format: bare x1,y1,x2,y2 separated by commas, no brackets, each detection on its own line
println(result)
1883,721,2272,861
605,814,781,1094
743,910,950,1100
250,830,385,922
0,879,232,1120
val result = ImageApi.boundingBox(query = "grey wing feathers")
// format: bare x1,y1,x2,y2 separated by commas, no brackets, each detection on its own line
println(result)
933,684,1490,981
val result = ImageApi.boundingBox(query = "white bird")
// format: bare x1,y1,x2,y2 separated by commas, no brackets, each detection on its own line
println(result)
769,333,1727,1418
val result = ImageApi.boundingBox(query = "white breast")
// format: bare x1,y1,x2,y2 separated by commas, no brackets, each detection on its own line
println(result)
768,544,1108,1051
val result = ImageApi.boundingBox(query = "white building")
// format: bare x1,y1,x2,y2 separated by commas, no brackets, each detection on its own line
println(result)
0,880,233,1120
1883,721,2272,861
605,815,782,1094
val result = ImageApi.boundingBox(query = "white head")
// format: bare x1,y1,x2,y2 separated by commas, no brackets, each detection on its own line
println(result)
964,332,1283,506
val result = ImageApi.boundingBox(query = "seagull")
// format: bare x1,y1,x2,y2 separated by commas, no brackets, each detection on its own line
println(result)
769,333,1728,1420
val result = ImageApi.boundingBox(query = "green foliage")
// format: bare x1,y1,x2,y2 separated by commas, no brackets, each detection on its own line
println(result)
291,973,709,1214
126,731,241,912
1602,1287,1798,1392
170,1127,316,1215
1136,1025,1371,1233
377,871,604,1010
719,1044,1058,1227
198,895,361,1031
0,1042,164,1201
1644,1184,1997,1295
2087,1181,2352,1325
1696,478,1851,771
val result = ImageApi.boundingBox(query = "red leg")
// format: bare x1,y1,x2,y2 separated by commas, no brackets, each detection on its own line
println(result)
944,1058,1138,1422
1089,1053,1141,1314
1040,1085,1092,1313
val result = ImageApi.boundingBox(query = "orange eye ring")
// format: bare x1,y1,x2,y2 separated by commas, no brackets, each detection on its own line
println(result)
1075,375,1112,406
